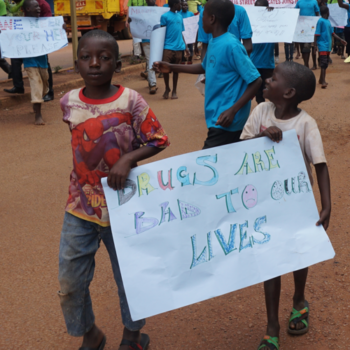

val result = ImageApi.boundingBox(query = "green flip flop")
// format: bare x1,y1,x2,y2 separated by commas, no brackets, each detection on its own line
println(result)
257,335,279,350
287,300,309,335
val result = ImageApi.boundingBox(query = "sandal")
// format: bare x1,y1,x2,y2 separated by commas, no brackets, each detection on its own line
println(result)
120,333,150,350
149,86,158,95
257,335,279,350
79,335,106,350
287,300,309,335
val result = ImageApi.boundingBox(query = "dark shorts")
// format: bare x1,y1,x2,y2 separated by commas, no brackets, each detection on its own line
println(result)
203,128,242,149
300,42,314,54
163,49,182,64
319,53,330,69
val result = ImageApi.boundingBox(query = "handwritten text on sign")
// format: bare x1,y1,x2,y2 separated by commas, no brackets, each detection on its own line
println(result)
0,16,67,59
102,131,335,321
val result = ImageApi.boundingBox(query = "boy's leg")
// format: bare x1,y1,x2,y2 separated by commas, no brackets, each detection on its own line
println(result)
188,44,194,63
311,45,317,70
171,51,182,99
300,43,310,68
162,50,172,99
142,43,157,94
319,54,328,88
100,227,146,350
263,277,281,338
290,43,294,61
289,267,309,330
58,212,105,348
295,43,301,59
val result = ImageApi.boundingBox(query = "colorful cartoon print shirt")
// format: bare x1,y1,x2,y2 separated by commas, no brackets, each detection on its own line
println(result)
61,86,170,227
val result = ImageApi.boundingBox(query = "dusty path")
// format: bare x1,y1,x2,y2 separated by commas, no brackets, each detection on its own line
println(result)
0,53,349,350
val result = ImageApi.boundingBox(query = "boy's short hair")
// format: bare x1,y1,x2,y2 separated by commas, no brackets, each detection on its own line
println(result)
205,0,235,30
280,61,316,103
320,5,329,16
255,0,268,6
77,30,119,60
168,0,180,7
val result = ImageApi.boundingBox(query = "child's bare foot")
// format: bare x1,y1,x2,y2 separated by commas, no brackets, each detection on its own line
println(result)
321,83,327,89
163,88,170,99
295,53,300,59
311,65,317,70
171,91,178,99
81,324,105,349
119,328,141,350
34,115,45,125
341,55,346,59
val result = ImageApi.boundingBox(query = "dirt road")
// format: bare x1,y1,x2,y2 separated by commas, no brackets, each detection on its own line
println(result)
0,53,349,350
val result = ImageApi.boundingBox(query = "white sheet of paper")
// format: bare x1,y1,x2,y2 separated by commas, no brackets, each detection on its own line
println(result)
182,15,199,44
0,16,68,59
293,16,319,43
243,7,300,43
232,0,298,7
102,130,335,321
328,3,348,27
129,6,169,40
149,26,166,69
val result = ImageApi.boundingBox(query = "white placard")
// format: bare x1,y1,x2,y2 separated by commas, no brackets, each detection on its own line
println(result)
243,7,300,43
129,6,169,40
182,15,199,44
232,0,298,7
293,16,319,43
0,16,67,59
149,26,166,69
102,130,335,321
328,3,348,27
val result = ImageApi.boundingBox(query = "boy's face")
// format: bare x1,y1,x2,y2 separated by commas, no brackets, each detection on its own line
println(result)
202,4,214,34
25,0,41,17
173,1,182,12
146,0,156,6
182,1,188,11
76,37,121,87
322,10,329,19
263,65,290,102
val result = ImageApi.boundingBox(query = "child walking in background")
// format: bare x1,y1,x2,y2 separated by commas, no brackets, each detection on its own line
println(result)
334,27,346,59
336,0,350,57
154,0,261,148
240,61,331,350
250,0,275,104
58,30,169,350
284,42,294,61
160,0,189,99
315,6,347,88
180,0,194,64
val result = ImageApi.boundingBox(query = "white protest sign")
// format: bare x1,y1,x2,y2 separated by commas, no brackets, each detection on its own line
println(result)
129,6,169,40
293,16,319,43
182,15,199,44
149,26,166,69
232,0,297,7
0,16,67,59
102,130,335,321
243,7,300,43
328,3,348,27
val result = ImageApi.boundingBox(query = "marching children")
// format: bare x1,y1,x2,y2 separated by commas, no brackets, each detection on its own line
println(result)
58,30,169,350
250,0,275,104
315,6,347,88
180,0,194,64
336,0,350,57
240,61,331,350
154,0,261,148
160,0,189,99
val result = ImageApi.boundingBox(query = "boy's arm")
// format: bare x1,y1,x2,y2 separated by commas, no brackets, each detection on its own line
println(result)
107,146,163,191
337,0,349,10
153,61,205,74
242,39,253,56
333,33,347,46
314,163,331,229
215,77,262,128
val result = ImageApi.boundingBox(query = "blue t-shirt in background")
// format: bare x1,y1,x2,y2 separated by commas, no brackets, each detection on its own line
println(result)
161,11,186,51
346,6,350,27
315,17,333,52
163,3,169,7
179,10,194,19
250,43,275,69
228,5,252,40
295,0,320,16
23,55,48,69
201,32,260,132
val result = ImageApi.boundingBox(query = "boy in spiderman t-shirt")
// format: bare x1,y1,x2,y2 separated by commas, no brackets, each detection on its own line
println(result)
58,30,169,350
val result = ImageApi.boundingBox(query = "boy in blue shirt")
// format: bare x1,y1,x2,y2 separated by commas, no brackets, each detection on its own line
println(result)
295,0,320,69
160,0,188,99
314,6,346,88
180,0,194,64
250,0,275,104
337,0,350,58
154,0,261,149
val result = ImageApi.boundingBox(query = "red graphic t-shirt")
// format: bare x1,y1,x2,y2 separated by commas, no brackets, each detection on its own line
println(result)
61,86,170,226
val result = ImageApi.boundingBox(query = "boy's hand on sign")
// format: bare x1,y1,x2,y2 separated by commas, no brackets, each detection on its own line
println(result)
107,155,133,191
260,126,283,143
216,107,236,128
153,61,172,73
316,208,331,230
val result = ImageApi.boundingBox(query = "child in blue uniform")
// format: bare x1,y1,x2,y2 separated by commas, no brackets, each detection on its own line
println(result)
180,0,194,64
154,0,261,149
336,0,350,57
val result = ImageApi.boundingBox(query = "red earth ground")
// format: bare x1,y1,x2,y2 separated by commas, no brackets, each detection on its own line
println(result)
0,51,349,350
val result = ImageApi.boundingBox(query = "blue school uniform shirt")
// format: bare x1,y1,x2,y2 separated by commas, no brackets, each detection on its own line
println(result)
23,55,48,69
161,11,186,51
228,5,252,40
315,17,333,52
201,32,260,132
250,43,275,69
179,10,194,19
295,0,320,16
